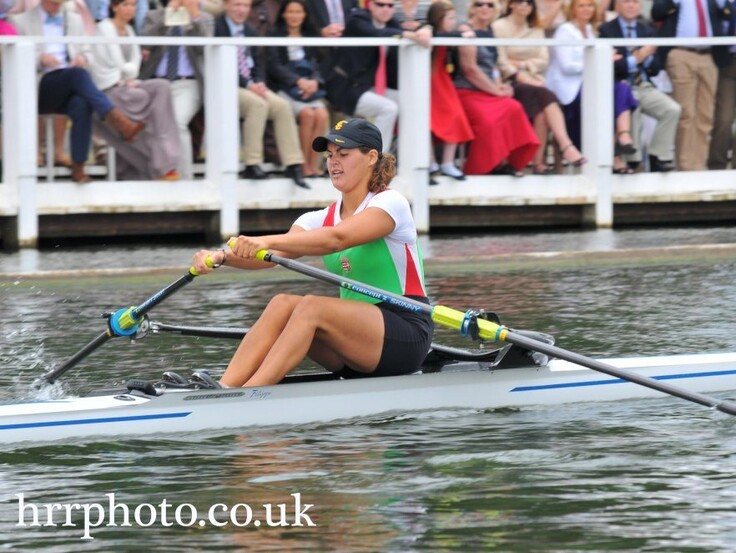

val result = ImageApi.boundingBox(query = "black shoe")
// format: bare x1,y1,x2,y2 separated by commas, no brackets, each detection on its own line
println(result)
240,165,269,179
190,369,222,390
285,164,310,189
649,155,674,172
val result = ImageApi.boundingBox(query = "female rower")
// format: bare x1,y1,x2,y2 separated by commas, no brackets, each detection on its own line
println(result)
192,118,434,387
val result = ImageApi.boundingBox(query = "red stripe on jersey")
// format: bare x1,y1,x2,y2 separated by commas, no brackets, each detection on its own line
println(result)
323,202,337,227
403,243,425,296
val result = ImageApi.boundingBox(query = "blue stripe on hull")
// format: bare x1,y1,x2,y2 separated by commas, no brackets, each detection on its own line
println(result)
511,369,736,392
0,411,191,431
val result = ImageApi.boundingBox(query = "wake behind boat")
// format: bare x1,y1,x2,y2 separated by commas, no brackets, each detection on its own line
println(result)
2,349,736,445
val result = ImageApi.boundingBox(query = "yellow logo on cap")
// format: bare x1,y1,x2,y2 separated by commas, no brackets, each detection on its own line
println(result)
334,120,348,130
335,138,345,143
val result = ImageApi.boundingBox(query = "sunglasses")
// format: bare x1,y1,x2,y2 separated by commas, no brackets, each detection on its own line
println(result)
512,0,534,4
474,2,496,6
373,1,395,6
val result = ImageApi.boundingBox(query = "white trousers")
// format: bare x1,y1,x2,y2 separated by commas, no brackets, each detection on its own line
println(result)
354,88,399,153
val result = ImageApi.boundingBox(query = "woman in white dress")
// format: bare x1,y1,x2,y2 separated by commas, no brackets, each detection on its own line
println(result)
545,0,639,173
90,0,181,180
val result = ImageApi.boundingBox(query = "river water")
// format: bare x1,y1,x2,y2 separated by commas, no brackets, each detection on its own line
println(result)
1,226,735,551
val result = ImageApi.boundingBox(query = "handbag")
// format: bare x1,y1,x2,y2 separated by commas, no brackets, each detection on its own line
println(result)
285,58,327,102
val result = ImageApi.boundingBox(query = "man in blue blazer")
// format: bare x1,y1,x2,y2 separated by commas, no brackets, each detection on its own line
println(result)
599,0,681,172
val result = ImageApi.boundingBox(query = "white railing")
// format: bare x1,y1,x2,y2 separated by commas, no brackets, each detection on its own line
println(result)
1,35,735,248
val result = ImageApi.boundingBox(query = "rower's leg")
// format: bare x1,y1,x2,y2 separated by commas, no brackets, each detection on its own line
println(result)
244,295,384,387
220,294,302,387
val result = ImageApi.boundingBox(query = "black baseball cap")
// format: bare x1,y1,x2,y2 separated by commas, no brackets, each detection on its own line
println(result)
312,118,383,153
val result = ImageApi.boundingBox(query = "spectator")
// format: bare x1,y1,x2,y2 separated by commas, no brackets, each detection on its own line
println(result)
651,0,727,170
305,0,357,75
707,2,736,169
492,0,587,173
12,0,145,183
325,0,431,153
266,0,329,178
90,0,181,180
545,0,640,174
454,0,540,176
426,0,475,180
599,0,681,172
12,0,97,168
139,0,214,180
217,0,309,188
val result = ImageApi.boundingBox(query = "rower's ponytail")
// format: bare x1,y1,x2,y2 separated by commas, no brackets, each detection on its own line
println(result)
361,148,396,193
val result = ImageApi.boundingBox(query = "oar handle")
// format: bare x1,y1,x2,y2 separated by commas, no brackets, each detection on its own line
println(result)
188,255,217,277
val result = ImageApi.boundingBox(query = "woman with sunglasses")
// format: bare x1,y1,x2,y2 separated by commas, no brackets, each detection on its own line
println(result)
453,0,540,176
493,0,587,174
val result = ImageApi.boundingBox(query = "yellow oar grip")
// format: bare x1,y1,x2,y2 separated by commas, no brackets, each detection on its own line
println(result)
189,256,215,276
226,238,269,262
432,305,508,342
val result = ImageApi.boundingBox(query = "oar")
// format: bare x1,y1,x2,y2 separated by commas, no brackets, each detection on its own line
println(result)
250,249,736,416
37,263,212,386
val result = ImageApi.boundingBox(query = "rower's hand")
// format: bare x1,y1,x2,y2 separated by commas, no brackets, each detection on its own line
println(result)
229,235,269,260
192,249,222,274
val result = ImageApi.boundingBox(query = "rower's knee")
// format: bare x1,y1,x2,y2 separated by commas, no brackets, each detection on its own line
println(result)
292,294,325,320
265,293,301,313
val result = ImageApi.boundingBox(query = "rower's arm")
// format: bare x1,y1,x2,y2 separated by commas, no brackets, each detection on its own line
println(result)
193,227,305,274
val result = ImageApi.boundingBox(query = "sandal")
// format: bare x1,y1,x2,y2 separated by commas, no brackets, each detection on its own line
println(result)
560,143,587,167
615,131,637,156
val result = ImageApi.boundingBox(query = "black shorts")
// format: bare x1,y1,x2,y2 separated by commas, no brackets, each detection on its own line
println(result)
338,296,434,379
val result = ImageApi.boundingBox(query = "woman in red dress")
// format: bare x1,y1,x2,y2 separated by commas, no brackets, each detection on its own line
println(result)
427,1,475,180
454,0,540,176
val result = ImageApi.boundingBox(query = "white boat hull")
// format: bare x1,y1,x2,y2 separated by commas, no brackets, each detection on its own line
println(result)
2,352,736,445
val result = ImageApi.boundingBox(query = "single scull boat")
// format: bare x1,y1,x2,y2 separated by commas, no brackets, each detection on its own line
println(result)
2,348,736,445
